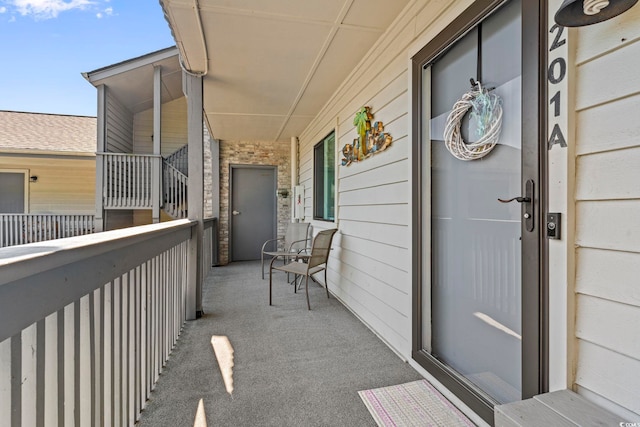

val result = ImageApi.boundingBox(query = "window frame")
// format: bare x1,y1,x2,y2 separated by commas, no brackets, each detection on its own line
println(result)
312,131,336,222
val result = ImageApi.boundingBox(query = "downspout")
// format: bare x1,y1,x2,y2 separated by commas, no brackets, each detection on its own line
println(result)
291,136,298,222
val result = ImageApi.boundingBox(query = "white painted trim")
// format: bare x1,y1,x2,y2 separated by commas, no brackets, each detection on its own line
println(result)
83,48,178,83
547,0,575,392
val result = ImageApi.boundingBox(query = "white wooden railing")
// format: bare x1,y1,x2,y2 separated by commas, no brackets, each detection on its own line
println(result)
102,153,159,209
163,162,188,219
0,219,214,426
165,145,188,176
0,214,95,248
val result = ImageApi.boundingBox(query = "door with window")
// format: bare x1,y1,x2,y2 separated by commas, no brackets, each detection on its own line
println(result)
412,0,544,422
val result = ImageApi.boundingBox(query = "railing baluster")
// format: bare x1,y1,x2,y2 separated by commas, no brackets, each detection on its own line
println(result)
0,335,10,427
0,219,210,426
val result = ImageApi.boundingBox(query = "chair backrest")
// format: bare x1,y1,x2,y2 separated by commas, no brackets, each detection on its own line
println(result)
307,229,338,269
284,222,311,252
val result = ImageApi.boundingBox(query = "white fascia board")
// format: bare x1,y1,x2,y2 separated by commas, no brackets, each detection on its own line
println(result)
83,47,178,85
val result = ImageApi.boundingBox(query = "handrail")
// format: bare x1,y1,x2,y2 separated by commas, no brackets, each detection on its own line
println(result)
0,219,210,426
0,219,195,342
162,161,188,219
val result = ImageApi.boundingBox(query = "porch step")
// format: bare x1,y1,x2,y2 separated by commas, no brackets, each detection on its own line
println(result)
495,390,623,427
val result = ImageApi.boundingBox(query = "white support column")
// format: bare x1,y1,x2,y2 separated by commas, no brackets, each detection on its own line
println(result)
152,66,162,224
290,137,298,223
185,72,204,319
95,85,106,232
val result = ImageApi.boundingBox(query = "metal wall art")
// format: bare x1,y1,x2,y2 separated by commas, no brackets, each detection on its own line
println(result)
341,106,393,166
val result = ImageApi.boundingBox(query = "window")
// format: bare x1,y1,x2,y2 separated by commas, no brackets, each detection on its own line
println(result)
0,170,27,213
313,131,335,221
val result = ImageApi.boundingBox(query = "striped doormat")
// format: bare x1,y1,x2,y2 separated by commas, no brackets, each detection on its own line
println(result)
358,380,476,427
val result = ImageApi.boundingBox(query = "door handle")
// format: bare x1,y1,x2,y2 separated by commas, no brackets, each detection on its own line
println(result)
232,210,241,216
498,179,534,232
497,196,531,203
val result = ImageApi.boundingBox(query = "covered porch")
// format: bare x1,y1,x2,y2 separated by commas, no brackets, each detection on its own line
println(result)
136,261,423,426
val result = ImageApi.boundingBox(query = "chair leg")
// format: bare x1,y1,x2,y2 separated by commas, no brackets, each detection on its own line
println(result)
261,252,265,280
324,268,330,299
305,274,311,310
269,257,277,306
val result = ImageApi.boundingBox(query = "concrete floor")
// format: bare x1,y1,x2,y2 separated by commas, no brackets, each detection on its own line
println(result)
135,261,423,426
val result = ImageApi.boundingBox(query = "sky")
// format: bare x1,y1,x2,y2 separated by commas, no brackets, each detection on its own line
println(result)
0,0,176,117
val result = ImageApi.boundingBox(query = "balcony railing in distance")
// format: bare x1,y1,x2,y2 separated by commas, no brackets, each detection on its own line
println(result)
0,214,95,248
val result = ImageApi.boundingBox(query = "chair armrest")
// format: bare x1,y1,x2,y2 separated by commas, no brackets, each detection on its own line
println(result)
287,238,309,252
261,237,284,252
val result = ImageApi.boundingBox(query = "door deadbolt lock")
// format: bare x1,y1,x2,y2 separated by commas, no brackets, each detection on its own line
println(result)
547,213,561,240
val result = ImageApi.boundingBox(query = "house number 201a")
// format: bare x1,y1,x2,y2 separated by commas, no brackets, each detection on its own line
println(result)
548,24,567,149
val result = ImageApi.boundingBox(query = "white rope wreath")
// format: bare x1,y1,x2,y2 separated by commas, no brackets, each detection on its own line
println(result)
443,81,503,161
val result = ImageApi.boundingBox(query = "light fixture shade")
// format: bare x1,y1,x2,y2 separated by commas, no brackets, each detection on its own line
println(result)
555,0,638,26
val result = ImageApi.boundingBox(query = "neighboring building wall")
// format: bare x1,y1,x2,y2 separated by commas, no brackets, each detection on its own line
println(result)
572,12,640,418
105,90,133,153
298,0,472,357
0,155,95,213
218,140,290,265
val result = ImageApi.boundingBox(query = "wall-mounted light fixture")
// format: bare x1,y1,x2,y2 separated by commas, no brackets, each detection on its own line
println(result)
277,188,290,198
30,175,38,182
555,0,638,27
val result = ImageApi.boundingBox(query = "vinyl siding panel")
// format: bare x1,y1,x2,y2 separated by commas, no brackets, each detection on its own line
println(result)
0,155,95,214
105,92,133,153
133,97,188,156
574,20,640,417
297,0,473,358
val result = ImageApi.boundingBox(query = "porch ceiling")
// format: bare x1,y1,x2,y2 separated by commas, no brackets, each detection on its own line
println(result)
160,0,410,142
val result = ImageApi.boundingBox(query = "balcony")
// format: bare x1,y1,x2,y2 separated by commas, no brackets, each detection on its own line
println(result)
0,220,424,426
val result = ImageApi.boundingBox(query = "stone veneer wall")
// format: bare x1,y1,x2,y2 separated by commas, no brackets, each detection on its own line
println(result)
203,125,213,218
219,140,291,265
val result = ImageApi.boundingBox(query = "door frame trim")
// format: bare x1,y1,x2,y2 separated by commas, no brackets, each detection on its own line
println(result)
410,0,548,423
228,164,278,262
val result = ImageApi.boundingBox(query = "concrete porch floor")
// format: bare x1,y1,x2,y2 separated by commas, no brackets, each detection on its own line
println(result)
135,260,423,426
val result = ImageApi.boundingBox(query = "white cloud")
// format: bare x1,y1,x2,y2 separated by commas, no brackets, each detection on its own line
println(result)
7,0,110,20
0,6,7,13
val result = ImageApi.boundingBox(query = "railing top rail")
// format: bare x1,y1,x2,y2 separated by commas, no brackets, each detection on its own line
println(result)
0,213,94,217
204,217,217,229
97,152,162,158
0,219,196,343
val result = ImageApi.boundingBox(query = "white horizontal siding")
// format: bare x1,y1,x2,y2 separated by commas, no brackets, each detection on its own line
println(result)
105,91,133,153
0,156,95,214
575,248,640,307
575,340,640,416
296,0,473,359
576,146,640,200
574,17,640,418
576,93,640,155
133,97,188,156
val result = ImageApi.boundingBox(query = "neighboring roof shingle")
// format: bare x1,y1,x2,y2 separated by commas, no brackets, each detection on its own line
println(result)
0,110,96,154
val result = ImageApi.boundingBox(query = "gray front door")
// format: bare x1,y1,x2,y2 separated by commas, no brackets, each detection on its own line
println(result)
230,165,277,261
0,172,25,213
